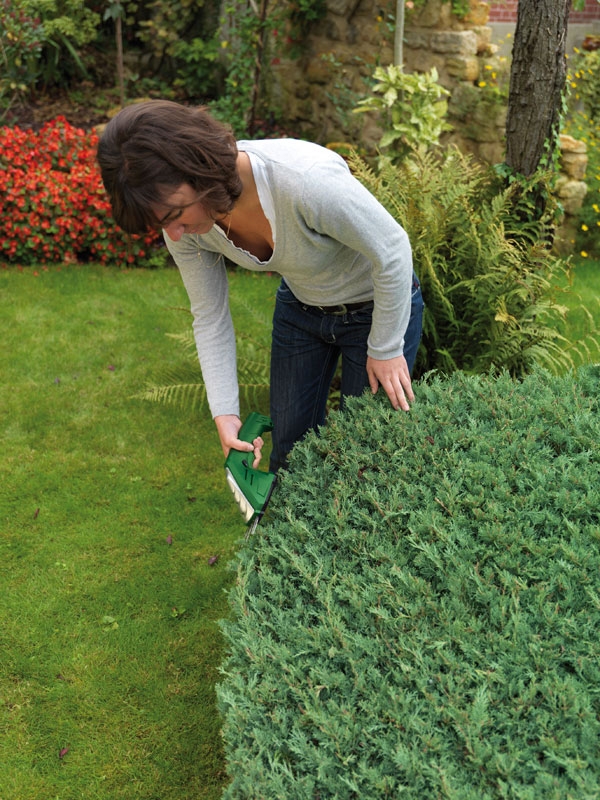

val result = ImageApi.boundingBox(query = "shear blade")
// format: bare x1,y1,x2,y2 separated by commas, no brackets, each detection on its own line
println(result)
225,469,255,523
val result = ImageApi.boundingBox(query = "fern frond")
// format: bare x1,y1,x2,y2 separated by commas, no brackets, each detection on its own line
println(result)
136,296,272,414
351,145,590,378
137,382,207,412
166,330,197,357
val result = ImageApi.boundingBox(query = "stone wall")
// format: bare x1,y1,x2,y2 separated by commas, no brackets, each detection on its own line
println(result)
269,0,502,154
269,0,395,145
268,0,587,250
556,134,588,254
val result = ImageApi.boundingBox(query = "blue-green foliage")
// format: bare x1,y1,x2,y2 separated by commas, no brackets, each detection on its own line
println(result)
218,366,600,799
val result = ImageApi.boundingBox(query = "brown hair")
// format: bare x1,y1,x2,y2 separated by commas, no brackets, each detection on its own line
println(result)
97,100,242,234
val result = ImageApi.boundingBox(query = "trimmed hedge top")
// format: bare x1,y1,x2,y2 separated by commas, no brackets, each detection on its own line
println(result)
218,367,600,799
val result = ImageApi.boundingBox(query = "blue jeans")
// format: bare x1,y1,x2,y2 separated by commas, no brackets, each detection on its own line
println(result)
269,274,424,472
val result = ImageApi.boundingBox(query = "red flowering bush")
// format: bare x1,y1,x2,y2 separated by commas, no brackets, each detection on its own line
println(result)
0,117,160,266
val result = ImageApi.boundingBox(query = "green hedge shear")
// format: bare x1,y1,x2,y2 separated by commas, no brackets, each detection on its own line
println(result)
225,412,277,537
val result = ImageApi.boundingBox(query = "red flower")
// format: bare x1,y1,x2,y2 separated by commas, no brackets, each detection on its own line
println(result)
0,117,161,267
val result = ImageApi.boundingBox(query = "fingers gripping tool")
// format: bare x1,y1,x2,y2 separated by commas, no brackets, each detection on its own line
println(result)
225,412,277,537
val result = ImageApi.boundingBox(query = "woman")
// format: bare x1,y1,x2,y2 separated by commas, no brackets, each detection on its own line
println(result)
97,100,424,472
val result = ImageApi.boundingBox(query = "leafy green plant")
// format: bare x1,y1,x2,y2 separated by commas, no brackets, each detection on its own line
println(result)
22,0,101,86
209,0,285,136
563,46,600,259
218,365,600,799
406,0,473,25
321,52,368,144
348,147,597,376
103,0,126,107
0,0,44,116
171,35,220,100
133,0,220,93
568,45,600,123
287,0,326,41
354,65,451,165
210,0,262,135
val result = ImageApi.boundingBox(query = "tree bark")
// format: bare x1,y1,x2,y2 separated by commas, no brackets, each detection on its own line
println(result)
505,0,571,177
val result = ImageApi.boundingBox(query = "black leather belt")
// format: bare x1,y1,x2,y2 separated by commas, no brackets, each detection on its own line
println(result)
310,300,374,316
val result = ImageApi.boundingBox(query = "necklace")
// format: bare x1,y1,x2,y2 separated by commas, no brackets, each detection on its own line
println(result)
216,207,233,239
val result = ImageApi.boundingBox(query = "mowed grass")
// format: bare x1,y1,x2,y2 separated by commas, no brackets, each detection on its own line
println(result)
0,264,278,800
562,257,600,364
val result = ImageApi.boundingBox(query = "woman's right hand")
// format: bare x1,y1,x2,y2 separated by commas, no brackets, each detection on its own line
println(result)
215,414,263,468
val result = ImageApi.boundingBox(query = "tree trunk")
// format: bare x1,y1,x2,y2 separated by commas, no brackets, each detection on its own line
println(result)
505,0,571,178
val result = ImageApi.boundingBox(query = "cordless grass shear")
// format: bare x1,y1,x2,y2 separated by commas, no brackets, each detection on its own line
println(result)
225,412,277,537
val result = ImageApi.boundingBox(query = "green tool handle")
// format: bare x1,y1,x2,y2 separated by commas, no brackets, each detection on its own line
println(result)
236,412,274,445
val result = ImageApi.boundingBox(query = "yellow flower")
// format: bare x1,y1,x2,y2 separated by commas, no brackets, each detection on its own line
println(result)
581,224,589,231
581,251,588,257
221,40,229,48
479,81,487,88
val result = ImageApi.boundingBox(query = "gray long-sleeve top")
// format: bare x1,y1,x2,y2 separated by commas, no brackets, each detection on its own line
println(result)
164,138,414,419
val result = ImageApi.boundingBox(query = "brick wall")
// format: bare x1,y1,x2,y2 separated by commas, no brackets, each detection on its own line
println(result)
489,0,600,23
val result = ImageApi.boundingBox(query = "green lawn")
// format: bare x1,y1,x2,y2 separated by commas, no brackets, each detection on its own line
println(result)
0,263,278,800
563,257,600,364
0,258,597,799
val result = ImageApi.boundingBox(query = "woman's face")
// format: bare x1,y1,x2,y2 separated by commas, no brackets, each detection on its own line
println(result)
153,184,217,241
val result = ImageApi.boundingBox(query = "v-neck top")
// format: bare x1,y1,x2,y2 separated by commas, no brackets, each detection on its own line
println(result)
164,138,413,418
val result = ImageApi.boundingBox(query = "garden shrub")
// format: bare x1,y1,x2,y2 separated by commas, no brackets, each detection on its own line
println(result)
353,65,452,166
0,117,160,266
133,0,221,95
218,365,600,799
0,0,44,116
15,0,100,88
568,46,600,125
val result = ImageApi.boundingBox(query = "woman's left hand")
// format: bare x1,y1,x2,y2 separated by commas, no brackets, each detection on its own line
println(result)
367,355,414,411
